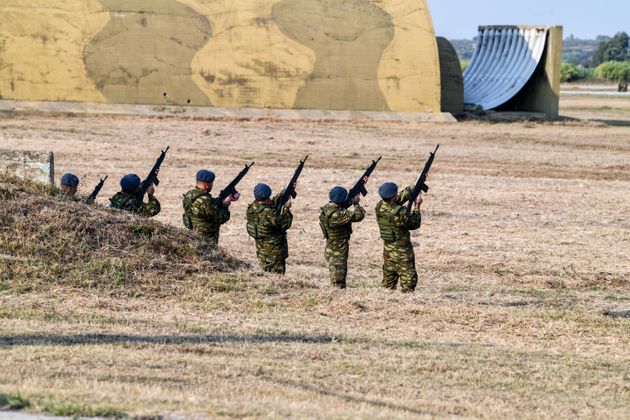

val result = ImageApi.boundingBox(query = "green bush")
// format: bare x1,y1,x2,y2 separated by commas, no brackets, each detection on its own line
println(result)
561,63,593,82
594,61,630,82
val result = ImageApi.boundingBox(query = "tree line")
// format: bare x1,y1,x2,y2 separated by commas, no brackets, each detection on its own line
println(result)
561,32,629,90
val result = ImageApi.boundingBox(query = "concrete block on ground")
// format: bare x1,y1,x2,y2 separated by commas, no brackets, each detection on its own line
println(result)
0,148,54,185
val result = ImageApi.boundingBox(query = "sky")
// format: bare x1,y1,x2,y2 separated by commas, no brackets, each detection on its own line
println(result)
429,0,629,39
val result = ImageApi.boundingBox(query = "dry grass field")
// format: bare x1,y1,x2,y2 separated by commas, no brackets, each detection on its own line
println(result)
0,94,629,418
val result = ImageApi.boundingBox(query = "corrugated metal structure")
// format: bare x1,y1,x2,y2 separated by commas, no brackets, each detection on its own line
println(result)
463,26,563,118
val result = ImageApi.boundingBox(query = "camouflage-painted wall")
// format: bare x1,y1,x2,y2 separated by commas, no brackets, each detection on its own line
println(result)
0,0,441,112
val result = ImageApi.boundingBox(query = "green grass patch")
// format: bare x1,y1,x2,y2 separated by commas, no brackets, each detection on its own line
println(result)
0,393,125,418
0,393,31,410
39,398,125,418
442,285,470,293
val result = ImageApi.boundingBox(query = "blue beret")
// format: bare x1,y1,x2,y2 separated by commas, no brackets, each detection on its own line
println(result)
379,182,398,200
196,169,215,183
254,183,272,200
60,173,79,187
329,186,348,205
120,174,141,193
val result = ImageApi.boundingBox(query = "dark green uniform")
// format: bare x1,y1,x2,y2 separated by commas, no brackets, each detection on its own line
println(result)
59,191,79,202
183,188,230,246
59,191,95,205
110,192,161,217
319,202,365,288
246,194,293,274
375,186,421,292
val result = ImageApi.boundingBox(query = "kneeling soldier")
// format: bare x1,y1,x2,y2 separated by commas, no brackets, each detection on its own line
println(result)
110,174,161,217
319,187,365,289
246,183,293,274
59,173,80,201
375,182,422,293
183,169,237,246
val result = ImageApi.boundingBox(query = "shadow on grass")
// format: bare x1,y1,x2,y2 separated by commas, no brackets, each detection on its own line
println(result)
0,333,497,351
0,333,340,346
594,119,630,127
261,377,439,416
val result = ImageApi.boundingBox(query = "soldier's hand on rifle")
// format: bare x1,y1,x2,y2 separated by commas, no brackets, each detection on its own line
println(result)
414,194,423,208
147,185,156,196
352,194,361,204
363,176,369,184
232,192,241,202
153,168,160,177
284,198,293,209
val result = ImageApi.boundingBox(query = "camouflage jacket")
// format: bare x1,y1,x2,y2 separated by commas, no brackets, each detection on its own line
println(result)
375,186,421,244
319,203,365,241
110,192,161,217
184,188,230,242
59,191,96,205
246,194,293,246
58,191,80,202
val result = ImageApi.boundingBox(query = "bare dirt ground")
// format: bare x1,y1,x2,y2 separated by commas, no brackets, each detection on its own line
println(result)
0,95,629,418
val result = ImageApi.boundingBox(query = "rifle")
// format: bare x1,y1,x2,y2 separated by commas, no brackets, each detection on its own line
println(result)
85,175,108,204
340,156,382,209
213,162,255,206
275,155,308,216
406,145,439,215
136,146,169,201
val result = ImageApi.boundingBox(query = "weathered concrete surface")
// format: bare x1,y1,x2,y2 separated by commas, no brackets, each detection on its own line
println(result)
0,0,441,113
0,148,54,185
0,100,456,123
507,26,563,118
436,37,464,114
84,0,213,106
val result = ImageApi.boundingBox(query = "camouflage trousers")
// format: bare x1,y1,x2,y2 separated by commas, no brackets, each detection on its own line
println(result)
382,241,417,293
256,239,287,275
205,235,219,248
325,239,349,289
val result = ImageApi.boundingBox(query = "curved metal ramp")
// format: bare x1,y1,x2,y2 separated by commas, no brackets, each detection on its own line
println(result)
463,26,549,110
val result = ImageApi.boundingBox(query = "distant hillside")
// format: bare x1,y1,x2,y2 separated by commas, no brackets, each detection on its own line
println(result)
449,35,612,66
450,39,475,61
564,35,610,65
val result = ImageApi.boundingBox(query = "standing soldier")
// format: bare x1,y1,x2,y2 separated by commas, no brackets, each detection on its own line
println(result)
246,183,293,274
319,186,365,289
110,174,161,217
182,169,239,246
375,182,422,293
59,173,80,200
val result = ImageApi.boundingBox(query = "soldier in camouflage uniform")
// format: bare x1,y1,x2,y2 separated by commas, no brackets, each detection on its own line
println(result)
58,173,98,204
246,183,293,274
110,173,161,217
319,186,365,289
182,169,239,246
375,182,422,293
58,173,80,201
